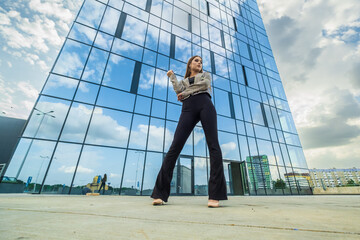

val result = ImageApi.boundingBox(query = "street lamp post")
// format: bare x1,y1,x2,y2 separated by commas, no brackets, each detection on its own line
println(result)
16,108,55,179
33,155,49,192
134,151,143,191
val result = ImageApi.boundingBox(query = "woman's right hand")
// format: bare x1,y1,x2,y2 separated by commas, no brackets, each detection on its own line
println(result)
167,70,174,77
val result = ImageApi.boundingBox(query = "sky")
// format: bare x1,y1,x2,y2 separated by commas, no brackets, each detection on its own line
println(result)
0,0,359,170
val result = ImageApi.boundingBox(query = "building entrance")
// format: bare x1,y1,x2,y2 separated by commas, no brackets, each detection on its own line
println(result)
170,155,194,195
225,161,249,195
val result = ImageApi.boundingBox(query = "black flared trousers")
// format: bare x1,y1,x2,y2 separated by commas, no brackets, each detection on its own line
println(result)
150,93,228,202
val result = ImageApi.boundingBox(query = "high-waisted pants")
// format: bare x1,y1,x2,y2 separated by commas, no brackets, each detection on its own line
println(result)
150,93,228,202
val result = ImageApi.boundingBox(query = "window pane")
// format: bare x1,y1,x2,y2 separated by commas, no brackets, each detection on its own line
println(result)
232,94,243,120
147,117,165,151
138,65,155,97
249,100,264,125
42,143,82,194
209,25,222,46
68,23,97,45
3,139,55,193
60,103,93,143
74,81,99,104
173,7,188,29
254,124,270,140
142,152,163,195
94,31,113,51
166,103,181,121
145,25,159,51
134,95,151,115
214,54,229,79
85,107,132,148
194,157,208,195
217,115,236,133
97,87,135,112
122,16,148,46
42,74,78,100
219,131,240,161
194,126,206,157
158,30,171,56
23,96,70,140
77,0,106,29
214,88,230,117
112,38,143,61
175,37,192,63
153,69,168,100
256,139,276,165
99,6,121,35
238,135,249,161
121,150,145,195
53,40,91,79
103,54,135,92
287,146,308,169
128,114,149,150
278,109,297,134
71,145,126,195
82,47,109,83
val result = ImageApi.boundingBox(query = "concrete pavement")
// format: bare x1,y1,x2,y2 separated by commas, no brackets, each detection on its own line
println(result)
0,194,359,239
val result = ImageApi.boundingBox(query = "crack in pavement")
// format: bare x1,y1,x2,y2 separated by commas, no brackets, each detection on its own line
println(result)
1,207,359,236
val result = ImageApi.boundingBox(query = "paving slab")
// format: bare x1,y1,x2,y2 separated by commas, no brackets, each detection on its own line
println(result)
0,194,359,239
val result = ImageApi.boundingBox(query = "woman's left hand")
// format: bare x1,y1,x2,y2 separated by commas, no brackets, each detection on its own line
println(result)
177,93,184,101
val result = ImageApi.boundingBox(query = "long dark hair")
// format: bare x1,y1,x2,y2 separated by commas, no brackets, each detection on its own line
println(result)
184,55,203,79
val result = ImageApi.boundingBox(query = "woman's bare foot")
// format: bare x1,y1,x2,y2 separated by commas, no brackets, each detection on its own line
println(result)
208,199,220,208
152,198,164,205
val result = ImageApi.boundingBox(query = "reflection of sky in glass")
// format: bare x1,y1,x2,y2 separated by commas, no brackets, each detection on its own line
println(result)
72,145,126,188
77,0,105,29
43,143,82,187
103,54,135,91
53,39,91,79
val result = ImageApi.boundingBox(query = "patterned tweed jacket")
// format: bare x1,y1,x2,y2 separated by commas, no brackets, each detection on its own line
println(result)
169,71,212,102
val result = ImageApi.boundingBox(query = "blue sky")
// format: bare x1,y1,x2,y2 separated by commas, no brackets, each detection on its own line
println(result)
0,0,359,169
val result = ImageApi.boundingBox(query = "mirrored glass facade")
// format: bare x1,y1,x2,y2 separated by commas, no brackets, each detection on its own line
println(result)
1,0,312,196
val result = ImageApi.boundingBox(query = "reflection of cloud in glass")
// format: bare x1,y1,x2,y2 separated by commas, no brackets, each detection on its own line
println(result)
139,67,154,90
59,165,93,174
221,141,236,157
99,7,120,35
194,128,205,146
68,23,96,45
214,54,229,78
122,16,147,46
154,69,168,88
53,40,90,79
209,25,222,46
194,157,206,169
109,173,121,178
46,75,78,89
77,0,105,29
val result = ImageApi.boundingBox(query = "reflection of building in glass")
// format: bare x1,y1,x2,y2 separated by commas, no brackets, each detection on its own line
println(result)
284,172,310,189
309,168,360,188
246,155,272,189
0,0,311,196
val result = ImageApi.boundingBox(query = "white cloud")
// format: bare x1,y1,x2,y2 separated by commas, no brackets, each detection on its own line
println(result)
258,0,360,168
29,0,74,22
17,81,39,99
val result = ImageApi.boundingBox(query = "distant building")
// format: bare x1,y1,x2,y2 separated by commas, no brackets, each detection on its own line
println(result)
309,168,360,187
0,116,27,178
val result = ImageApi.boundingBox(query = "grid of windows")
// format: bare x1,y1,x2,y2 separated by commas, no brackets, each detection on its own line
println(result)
1,0,310,196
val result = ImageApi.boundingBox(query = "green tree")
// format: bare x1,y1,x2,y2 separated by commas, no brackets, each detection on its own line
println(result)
274,179,286,189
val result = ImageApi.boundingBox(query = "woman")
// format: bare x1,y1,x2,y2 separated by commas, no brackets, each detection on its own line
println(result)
150,56,228,208
98,173,107,195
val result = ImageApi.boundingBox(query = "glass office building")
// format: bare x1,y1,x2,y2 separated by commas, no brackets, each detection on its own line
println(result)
1,0,312,196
